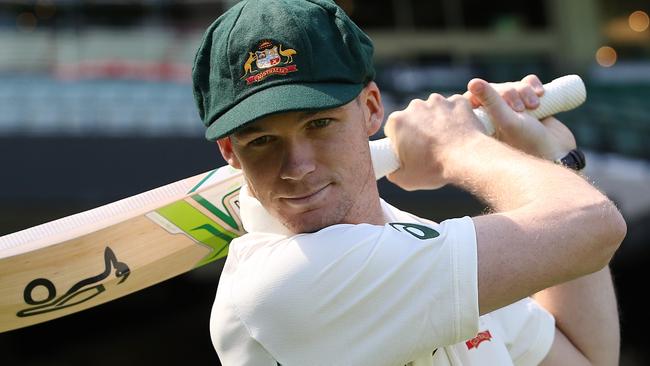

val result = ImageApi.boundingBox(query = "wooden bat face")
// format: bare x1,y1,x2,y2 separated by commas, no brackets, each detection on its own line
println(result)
0,166,245,332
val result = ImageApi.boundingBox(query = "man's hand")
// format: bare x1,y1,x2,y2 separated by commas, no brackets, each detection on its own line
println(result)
463,74,544,112
383,74,578,192
465,75,577,161
383,93,485,191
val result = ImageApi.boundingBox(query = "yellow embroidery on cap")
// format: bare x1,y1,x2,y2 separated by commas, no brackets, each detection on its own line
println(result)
279,45,296,64
242,52,256,77
242,40,298,84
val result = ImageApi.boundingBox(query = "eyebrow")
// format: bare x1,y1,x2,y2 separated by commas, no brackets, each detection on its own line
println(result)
295,109,323,121
232,107,338,139
232,125,264,140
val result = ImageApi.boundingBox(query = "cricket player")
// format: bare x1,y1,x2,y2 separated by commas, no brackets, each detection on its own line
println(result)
191,0,626,364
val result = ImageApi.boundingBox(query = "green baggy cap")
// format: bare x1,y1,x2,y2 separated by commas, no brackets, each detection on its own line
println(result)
192,0,375,141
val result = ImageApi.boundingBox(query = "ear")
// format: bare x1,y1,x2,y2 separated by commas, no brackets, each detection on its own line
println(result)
216,137,242,169
360,81,384,136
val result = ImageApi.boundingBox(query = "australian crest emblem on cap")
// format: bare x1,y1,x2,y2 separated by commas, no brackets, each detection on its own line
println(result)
242,40,298,85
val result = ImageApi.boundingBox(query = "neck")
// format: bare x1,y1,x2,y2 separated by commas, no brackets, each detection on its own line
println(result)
341,173,387,227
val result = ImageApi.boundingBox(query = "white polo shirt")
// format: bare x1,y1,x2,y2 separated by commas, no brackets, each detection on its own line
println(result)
210,185,554,365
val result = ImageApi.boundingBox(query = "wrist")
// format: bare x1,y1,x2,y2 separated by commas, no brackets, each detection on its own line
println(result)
441,132,498,185
541,142,577,161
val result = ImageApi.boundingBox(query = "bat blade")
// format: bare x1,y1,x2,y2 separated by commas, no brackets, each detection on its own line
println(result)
0,165,245,333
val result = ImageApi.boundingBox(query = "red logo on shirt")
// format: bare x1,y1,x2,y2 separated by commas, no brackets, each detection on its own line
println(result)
465,330,492,350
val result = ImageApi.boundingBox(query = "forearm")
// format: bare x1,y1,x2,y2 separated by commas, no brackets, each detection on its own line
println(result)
446,133,602,213
534,267,619,366
448,135,625,313
448,135,622,278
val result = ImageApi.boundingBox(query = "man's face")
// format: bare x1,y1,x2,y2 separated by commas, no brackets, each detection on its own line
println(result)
218,84,384,233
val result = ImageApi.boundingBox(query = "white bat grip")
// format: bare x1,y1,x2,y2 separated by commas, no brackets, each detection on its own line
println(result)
369,74,586,179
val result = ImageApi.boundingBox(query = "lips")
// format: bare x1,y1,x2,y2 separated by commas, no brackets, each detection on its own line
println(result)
280,184,331,209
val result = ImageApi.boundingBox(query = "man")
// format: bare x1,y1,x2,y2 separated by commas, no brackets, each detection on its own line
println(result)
192,0,626,364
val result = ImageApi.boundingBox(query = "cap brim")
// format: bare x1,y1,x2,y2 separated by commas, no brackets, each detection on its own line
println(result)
205,82,363,141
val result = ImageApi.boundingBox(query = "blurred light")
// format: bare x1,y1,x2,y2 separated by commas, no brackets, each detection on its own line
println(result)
596,46,617,67
16,12,37,32
629,10,649,32
35,0,57,20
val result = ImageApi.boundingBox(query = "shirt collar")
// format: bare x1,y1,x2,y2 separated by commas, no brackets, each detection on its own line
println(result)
239,183,401,236
239,184,295,236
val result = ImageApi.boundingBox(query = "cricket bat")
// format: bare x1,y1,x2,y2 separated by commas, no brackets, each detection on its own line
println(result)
0,75,586,333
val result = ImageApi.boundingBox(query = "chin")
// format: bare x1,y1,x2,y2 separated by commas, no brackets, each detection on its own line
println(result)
281,210,344,234
282,218,329,234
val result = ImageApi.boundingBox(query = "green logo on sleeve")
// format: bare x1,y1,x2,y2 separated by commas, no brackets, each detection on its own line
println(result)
389,223,439,240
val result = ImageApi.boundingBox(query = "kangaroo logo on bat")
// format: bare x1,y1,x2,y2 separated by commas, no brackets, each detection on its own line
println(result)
17,246,130,318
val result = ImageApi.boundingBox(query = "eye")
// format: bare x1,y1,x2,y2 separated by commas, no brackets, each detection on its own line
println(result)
307,118,332,129
248,135,274,147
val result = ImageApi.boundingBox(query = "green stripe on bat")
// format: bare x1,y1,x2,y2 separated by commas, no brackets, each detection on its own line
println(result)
192,193,239,230
156,201,238,267
188,169,217,194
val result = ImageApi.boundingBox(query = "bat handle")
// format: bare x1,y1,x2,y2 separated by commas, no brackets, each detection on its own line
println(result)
370,74,586,180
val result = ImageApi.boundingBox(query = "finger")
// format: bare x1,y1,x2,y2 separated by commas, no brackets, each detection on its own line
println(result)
522,74,544,96
383,111,400,139
540,116,578,155
540,116,577,143
426,93,447,103
501,87,526,112
448,93,476,111
462,91,481,108
515,83,540,109
468,78,518,125
448,93,470,105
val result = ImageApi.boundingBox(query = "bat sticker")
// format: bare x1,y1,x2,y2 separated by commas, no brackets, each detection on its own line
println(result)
17,247,130,318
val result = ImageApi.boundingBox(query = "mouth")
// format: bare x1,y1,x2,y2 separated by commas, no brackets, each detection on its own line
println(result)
280,184,331,209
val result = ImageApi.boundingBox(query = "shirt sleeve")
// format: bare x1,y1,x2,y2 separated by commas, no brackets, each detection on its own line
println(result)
489,298,556,366
228,217,479,365
210,255,278,365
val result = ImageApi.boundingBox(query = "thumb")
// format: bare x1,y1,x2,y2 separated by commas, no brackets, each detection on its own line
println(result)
467,79,517,128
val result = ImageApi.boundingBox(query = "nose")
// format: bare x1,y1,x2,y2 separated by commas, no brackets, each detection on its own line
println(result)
279,138,316,181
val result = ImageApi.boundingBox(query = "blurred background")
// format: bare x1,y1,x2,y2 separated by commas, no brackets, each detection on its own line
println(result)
0,0,648,364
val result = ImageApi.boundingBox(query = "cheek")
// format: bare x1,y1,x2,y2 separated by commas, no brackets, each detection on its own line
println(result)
235,148,276,180
240,159,278,200
243,171,271,208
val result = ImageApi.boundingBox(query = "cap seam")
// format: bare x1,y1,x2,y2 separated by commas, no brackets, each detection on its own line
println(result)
335,9,363,60
332,4,375,84
192,31,212,120
279,0,313,80
224,1,249,107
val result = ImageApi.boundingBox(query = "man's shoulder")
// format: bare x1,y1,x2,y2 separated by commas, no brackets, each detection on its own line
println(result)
227,216,473,282
230,209,471,261
230,223,385,259
380,198,439,226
